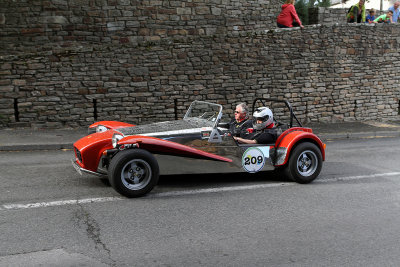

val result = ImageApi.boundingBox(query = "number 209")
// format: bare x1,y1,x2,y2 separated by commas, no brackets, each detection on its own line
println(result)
244,156,263,165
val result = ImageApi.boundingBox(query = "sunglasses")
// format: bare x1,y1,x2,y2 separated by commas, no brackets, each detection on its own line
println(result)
235,111,241,114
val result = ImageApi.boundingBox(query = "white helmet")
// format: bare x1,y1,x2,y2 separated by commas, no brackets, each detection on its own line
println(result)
253,107,273,130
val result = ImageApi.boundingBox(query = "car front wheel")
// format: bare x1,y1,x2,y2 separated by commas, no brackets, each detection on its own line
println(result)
284,142,322,184
108,149,159,198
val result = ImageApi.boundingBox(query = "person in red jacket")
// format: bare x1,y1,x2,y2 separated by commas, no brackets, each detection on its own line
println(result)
277,0,304,29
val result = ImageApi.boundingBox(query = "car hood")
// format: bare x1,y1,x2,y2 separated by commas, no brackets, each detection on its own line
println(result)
117,119,212,137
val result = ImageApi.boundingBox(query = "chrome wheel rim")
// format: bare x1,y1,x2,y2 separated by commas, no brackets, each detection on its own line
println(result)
296,150,318,177
121,159,152,190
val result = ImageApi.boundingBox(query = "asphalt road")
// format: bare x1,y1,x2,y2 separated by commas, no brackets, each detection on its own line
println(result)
1,137,400,266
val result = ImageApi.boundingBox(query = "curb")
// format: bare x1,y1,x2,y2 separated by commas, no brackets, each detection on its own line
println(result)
0,144,73,151
318,130,400,141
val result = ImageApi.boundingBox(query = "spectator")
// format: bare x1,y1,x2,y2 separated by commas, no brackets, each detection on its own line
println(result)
229,103,253,137
276,0,304,29
347,0,366,23
389,1,400,22
373,10,393,23
365,8,376,23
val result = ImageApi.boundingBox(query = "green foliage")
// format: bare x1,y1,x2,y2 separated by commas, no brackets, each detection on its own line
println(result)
295,0,309,25
292,0,331,25
315,0,331,7
308,0,331,7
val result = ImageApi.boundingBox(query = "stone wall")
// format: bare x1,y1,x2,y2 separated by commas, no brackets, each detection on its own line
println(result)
0,0,280,53
1,1,400,128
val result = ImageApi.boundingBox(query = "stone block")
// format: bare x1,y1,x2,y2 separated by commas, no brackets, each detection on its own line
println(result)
119,0,131,5
177,8,191,15
341,73,353,78
138,28,150,35
1,63,12,70
28,63,45,70
13,80,27,86
104,82,118,88
0,86,14,92
108,10,122,17
130,82,148,87
41,16,69,24
107,21,125,31
195,6,210,15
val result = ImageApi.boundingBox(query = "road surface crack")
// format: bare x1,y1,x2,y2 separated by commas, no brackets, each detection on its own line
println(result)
73,203,115,266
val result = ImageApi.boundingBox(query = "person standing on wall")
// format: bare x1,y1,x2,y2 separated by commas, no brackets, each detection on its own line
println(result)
347,0,366,23
389,1,400,22
276,0,304,29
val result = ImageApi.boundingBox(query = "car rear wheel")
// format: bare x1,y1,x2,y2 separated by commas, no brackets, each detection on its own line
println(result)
108,149,159,198
284,142,322,184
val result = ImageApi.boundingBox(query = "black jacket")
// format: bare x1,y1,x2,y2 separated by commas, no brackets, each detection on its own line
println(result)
229,119,253,137
246,128,278,144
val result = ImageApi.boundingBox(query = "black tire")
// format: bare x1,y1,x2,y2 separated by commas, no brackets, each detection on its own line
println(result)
284,142,322,184
108,149,159,198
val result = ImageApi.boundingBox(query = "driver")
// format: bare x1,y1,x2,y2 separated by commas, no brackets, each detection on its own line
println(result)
233,107,277,144
229,103,253,137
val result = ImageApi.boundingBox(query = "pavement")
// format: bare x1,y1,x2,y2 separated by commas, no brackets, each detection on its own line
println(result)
0,121,400,151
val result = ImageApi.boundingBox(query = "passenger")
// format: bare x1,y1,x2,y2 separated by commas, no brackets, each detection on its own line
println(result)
233,107,277,144
229,103,253,137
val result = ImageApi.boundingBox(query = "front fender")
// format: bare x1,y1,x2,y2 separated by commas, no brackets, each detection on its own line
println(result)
274,129,325,166
73,130,115,171
118,136,232,162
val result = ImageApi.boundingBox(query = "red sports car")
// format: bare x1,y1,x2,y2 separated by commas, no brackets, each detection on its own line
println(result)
72,98,326,197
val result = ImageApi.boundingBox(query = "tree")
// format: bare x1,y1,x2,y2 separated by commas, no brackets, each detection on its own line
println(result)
295,0,309,25
309,0,332,7
316,0,331,7
294,0,331,25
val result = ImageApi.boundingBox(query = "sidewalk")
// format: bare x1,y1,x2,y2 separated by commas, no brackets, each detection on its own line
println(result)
0,121,400,151
0,128,88,151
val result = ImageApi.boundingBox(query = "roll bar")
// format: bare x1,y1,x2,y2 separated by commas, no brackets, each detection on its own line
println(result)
251,98,302,128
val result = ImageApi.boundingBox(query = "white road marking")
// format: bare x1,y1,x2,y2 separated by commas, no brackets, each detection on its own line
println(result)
0,197,123,211
150,182,293,198
317,172,400,183
1,172,400,211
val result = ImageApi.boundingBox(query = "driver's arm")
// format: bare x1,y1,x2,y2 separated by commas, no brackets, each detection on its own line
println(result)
233,136,257,144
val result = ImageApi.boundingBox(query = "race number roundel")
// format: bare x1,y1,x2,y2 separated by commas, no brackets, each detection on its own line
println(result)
242,147,265,173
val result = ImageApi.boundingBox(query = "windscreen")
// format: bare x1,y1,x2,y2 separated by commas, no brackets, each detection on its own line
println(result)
184,101,222,128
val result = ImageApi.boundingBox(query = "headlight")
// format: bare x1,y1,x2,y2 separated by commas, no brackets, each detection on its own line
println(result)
96,125,108,133
112,134,124,148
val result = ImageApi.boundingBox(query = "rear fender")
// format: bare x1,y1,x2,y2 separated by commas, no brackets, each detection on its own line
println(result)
118,136,232,162
274,129,325,167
